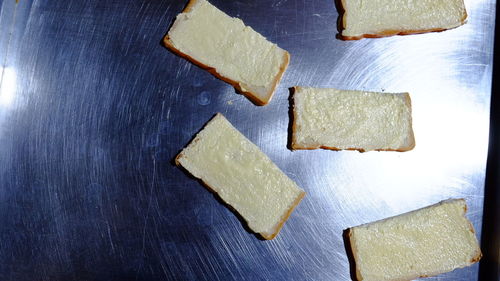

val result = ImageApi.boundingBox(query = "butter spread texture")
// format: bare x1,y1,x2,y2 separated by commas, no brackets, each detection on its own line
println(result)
293,87,414,151
167,0,287,99
350,199,481,281
176,114,304,236
342,0,467,37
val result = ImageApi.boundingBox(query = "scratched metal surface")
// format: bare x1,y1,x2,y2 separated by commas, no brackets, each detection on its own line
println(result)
0,0,496,280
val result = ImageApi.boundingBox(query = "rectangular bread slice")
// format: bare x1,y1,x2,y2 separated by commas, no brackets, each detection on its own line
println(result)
291,87,415,152
339,0,468,40
176,113,305,239
347,199,482,281
164,0,290,105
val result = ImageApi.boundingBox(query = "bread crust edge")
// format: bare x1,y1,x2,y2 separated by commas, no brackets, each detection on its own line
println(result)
182,0,200,13
163,0,290,106
346,228,364,281
290,86,300,149
338,0,468,40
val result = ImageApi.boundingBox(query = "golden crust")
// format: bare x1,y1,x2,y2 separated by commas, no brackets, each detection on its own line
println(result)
290,86,300,149
182,0,200,13
264,51,290,105
461,200,484,264
338,0,468,40
290,88,415,152
163,0,290,106
290,144,415,153
340,28,450,41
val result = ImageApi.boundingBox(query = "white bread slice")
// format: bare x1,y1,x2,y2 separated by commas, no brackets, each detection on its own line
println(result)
291,87,415,152
347,199,482,281
164,0,290,105
339,0,468,40
176,114,305,239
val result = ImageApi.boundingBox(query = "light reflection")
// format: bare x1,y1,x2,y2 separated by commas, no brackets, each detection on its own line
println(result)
0,67,17,107
314,20,490,216
349,92,488,209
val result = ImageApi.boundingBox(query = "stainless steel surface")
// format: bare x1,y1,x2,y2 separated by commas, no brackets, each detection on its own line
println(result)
0,0,496,280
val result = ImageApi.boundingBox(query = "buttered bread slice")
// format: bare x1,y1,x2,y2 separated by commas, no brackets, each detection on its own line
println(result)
339,0,468,40
347,199,482,281
164,0,290,105
176,114,305,239
291,87,415,152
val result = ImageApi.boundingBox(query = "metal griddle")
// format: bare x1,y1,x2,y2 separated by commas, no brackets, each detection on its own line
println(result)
0,0,497,280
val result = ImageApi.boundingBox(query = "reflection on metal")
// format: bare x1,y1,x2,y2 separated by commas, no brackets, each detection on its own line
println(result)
0,67,16,107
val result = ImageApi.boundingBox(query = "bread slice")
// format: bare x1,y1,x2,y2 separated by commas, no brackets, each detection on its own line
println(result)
164,0,290,105
339,0,468,40
347,199,482,281
291,87,415,152
176,114,305,239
